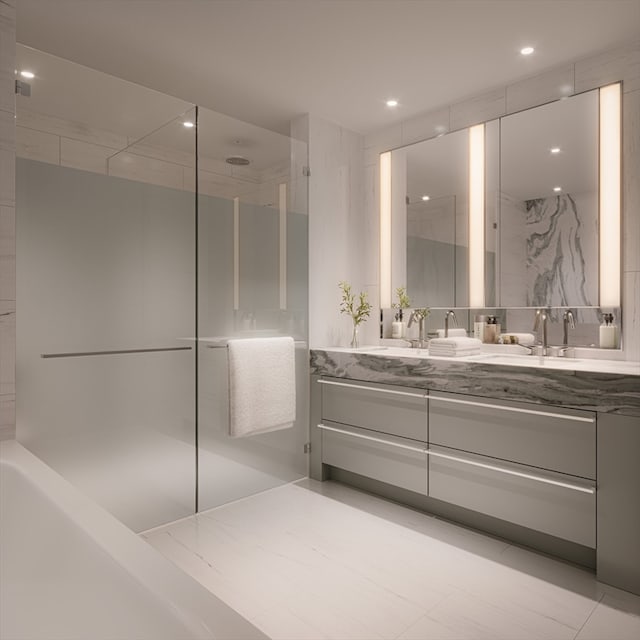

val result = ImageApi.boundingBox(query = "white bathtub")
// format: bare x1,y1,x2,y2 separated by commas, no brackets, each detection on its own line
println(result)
0,440,267,640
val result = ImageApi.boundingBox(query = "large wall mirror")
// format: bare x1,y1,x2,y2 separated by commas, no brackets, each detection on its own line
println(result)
385,84,621,348
394,129,466,308
390,121,499,310
497,90,599,309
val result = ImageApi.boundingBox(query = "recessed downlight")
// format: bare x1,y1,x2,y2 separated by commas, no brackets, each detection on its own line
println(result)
421,195,430,201
386,99,398,108
182,121,194,128
20,70,35,79
550,147,561,154
553,186,562,192
520,46,535,56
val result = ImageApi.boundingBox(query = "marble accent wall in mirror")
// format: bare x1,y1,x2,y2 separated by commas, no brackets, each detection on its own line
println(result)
497,90,599,311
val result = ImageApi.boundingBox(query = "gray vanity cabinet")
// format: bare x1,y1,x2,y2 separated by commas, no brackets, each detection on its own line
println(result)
320,378,427,441
320,423,428,494
597,412,640,594
428,391,596,479
316,377,599,549
428,445,596,547
317,377,428,494
427,391,597,547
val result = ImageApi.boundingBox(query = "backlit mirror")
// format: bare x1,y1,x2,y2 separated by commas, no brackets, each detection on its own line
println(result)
496,90,599,309
385,84,621,348
398,128,466,308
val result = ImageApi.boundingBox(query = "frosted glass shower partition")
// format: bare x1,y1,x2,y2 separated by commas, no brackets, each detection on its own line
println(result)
15,56,198,531
196,108,309,511
15,45,309,530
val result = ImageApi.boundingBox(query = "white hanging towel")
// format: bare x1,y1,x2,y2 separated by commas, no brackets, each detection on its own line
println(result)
227,337,296,438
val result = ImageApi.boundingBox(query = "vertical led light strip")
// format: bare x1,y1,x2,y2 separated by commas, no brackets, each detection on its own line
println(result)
380,151,392,309
279,182,287,310
599,82,621,308
233,196,240,311
468,124,485,308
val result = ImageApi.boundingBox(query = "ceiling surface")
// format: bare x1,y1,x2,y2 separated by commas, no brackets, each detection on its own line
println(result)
16,0,640,136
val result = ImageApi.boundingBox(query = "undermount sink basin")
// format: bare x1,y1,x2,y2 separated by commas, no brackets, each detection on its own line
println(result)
479,353,583,367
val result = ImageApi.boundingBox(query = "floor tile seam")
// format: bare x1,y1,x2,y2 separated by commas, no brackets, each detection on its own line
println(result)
195,479,310,519
571,592,605,640
392,589,456,638
252,603,332,640
599,583,640,611
439,583,588,635
139,509,201,536
311,549,443,619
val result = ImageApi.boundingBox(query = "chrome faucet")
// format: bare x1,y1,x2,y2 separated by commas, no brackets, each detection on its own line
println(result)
408,308,429,347
444,310,458,338
563,309,575,346
533,308,549,353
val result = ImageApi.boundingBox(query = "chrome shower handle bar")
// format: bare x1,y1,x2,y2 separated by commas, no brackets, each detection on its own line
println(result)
41,346,192,359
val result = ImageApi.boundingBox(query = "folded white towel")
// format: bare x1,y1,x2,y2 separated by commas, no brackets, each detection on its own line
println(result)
436,328,468,338
429,337,482,350
429,348,481,358
228,337,296,438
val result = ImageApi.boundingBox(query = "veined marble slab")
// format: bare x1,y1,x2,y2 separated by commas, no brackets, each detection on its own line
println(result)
310,348,640,417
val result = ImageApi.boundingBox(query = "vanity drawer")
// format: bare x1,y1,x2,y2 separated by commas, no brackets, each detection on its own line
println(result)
428,445,596,547
319,377,427,442
428,391,596,479
319,422,428,495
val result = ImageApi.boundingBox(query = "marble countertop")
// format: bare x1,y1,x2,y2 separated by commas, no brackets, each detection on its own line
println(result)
310,347,640,417
327,345,640,376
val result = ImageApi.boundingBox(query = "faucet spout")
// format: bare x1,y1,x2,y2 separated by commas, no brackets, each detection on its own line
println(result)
444,310,458,338
533,308,549,350
408,308,429,347
563,309,575,346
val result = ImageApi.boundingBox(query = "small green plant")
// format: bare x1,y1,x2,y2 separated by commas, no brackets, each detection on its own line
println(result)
339,281,372,326
392,286,411,311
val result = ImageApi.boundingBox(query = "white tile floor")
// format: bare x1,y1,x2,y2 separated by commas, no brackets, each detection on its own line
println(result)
142,479,640,640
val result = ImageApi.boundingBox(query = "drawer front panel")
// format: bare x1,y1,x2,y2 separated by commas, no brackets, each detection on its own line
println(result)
320,422,427,495
428,445,596,547
429,391,596,479
320,378,427,442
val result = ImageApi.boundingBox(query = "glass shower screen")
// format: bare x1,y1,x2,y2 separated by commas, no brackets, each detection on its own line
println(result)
15,46,198,531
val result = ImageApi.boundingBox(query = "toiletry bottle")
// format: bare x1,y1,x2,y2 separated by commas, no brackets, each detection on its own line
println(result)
392,312,404,339
484,316,498,344
474,315,487,341
599,313,617,349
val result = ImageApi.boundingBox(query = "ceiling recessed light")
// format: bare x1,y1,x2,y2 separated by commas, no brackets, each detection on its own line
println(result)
182,121,194,128
386,99,398,108
550,147,561,154
553,186,562,192
20,70,35,79
421,195,430,201
520,46,535,56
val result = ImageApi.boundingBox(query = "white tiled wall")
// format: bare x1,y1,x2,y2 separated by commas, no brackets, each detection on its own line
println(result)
0,0,15,440
303,114,371,348
357,39,640,360
15,107,299,207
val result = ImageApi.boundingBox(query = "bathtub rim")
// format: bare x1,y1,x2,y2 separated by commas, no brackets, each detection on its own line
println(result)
0,439,267,640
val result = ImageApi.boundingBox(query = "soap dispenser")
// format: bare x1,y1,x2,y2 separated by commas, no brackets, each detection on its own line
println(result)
599,313,618,349
392,309,406,339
